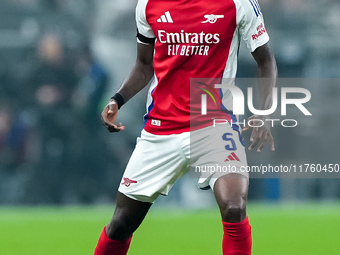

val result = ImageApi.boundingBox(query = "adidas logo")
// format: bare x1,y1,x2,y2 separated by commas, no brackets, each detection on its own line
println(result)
224,152,240,162
157,11,173,23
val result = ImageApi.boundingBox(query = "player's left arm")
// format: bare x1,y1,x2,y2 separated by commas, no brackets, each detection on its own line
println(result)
243,43,277,152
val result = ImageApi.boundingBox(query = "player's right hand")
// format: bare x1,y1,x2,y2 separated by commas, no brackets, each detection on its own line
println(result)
101,100,125,133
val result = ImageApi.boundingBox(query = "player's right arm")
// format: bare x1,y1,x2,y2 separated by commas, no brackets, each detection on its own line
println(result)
101,42,154,133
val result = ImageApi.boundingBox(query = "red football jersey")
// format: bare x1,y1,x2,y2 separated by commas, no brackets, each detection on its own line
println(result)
136,0,269,135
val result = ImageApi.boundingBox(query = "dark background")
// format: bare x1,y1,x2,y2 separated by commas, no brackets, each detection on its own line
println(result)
0,0,339,206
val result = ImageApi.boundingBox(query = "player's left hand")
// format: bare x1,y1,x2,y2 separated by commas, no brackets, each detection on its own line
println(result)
243,115,275,152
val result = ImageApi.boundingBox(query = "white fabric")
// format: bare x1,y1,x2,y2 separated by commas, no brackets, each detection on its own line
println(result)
119,125,248,203
135,0,155,39
234,0,270,52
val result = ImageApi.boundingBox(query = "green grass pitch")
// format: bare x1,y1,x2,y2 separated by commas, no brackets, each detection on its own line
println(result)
0,203,339,254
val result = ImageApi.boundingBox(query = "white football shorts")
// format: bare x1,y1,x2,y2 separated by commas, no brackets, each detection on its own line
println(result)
118,124,248,203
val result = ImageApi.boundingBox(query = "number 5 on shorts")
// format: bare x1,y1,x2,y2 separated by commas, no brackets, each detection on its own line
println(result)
222,133,237,151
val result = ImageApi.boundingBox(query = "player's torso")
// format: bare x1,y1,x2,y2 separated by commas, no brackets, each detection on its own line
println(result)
143,0,239,134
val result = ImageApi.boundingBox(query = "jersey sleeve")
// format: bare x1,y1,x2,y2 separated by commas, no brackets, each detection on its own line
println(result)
136,0,156,44
237,0,269,52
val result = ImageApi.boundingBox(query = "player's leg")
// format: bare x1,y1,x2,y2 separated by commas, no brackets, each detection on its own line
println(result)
94,192,151,255
214,173,248,223
94,129,190,255
106,192,152,240
214,174,252,255
192,124,251,254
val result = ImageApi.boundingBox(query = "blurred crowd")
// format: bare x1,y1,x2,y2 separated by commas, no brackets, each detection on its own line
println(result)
0,0,340,205
0,32,113,204
0,0,118,204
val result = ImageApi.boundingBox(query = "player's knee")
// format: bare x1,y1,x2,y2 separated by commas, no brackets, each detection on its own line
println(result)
220,199,246,223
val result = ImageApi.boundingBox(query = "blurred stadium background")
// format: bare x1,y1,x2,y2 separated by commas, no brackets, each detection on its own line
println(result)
0,0,339,254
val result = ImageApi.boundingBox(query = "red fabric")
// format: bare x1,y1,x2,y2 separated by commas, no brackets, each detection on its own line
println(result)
94,227,132,255
142,0,237,135
222,216,252,255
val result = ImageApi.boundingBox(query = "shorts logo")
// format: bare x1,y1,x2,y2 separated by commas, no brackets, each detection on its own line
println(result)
121,177,138,187
201,14,224,24
224,152,240,162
